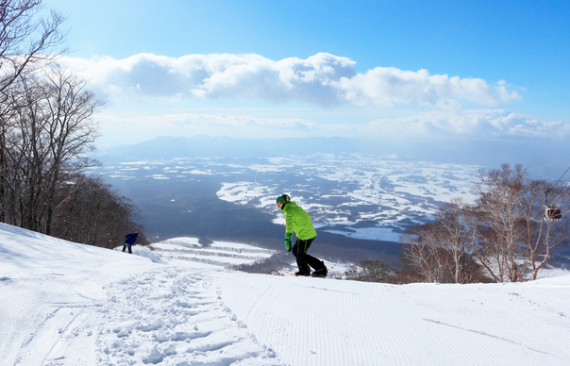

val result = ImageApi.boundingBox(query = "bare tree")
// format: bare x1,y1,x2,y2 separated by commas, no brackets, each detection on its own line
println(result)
435,199,471,283
3,75,50,231
0,67,101,233
471,164,528,282
0,0,64,222
466,164,568,282
402,199,478,284
465,204,502,282
521,179,569,280
0,88,19,221
0,2,148,249
402,223,448,282
401,164,567,283
0,0,64,96
41,67,102,234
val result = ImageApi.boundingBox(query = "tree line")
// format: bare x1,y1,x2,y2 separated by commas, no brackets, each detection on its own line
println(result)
0,0,146,248
399,164,569,283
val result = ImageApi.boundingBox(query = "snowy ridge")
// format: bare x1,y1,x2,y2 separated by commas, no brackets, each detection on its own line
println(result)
1,222,570,365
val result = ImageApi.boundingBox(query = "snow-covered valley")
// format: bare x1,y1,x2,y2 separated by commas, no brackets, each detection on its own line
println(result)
91,154,481,245
1,222,569,365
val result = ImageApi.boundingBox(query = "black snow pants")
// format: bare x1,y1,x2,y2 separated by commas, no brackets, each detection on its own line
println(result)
292,238,325,272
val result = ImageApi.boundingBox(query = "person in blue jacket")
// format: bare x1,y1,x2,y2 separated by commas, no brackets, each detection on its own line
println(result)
123,232,138,254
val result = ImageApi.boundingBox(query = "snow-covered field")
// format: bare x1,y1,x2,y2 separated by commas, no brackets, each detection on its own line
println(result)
2,222,569,366
214,155,481,233
93,154,481,243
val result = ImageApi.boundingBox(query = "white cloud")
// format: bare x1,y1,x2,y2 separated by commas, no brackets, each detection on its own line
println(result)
56,52,566,144
339,68,520,107
60,52,519,108
365,110,570,138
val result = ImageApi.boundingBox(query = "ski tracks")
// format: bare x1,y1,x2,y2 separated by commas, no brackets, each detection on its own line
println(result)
97,267,283,366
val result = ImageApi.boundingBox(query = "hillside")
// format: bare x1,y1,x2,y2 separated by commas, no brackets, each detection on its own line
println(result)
1,222,569,365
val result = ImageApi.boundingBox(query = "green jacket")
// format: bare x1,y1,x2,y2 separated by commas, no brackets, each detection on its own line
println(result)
282,201,317,240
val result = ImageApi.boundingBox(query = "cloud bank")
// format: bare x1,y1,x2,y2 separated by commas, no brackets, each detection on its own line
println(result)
366,110,570,139
95,108,569,144
57,52,570,142
61,52,520,108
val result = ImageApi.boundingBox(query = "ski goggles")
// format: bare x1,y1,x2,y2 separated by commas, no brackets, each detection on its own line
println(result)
277,198,288,209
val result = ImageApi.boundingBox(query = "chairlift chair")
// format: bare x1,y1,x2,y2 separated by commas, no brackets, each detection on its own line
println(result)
540,166,569,223
544,205,562,222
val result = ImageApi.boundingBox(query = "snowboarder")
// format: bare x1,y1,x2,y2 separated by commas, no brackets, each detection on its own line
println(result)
123,232,138,254
276,194,327,277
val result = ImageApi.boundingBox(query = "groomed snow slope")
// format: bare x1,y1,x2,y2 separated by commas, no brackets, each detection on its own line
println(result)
1,222,569,366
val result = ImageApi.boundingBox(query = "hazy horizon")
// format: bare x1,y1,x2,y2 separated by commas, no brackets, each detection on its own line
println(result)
94,134,569,181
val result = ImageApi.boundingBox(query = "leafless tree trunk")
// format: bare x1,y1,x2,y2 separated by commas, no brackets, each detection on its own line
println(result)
522,180,569,280
0,0,64,225
402,223,449,283
466,207,503,283
7,76,50,231
41,67,102,234
1,68,101,233
436,198,470,283
0,97,17,222
473,164,528,282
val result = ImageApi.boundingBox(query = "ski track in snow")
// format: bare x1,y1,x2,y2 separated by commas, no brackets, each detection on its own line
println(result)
96,268,282,365
2,266,282,365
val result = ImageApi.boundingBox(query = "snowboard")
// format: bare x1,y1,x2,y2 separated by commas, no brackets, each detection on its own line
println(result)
280,271,326,278
281,271,297,277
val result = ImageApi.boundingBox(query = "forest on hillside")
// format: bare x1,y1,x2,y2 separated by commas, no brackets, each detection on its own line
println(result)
0,0,145,248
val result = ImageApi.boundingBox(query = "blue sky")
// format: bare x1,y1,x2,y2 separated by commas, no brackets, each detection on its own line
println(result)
42,0,570,149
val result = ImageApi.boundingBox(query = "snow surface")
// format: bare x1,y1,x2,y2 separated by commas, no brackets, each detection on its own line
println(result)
1,222,570,366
